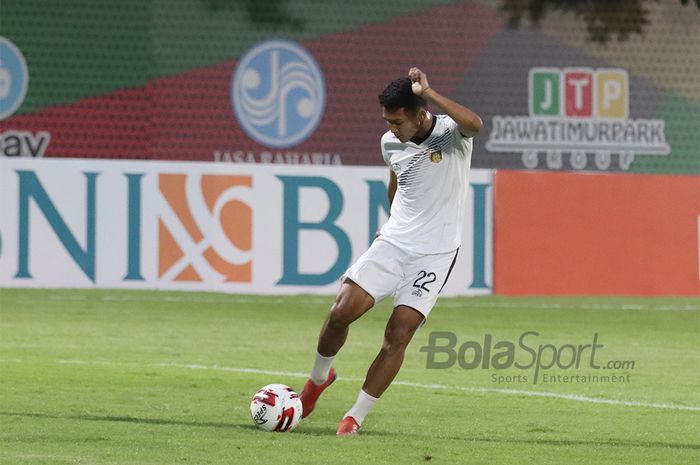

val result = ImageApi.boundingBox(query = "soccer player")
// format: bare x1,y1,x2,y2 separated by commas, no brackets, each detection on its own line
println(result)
299,67,483,435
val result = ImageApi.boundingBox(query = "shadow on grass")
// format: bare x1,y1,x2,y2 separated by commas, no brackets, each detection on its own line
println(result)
0,410,254,431
2,411,698,451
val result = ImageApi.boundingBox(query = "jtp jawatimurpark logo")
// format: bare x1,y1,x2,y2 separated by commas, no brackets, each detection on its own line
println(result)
231,39,326,149
486,67,670,171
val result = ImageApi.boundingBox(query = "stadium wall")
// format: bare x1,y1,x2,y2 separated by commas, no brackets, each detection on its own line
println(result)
1,1,698,296
1,1,698,174
493,171,699,296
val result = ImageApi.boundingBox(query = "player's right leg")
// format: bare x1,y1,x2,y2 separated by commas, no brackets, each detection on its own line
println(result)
300,279,374,418
317,279,375,356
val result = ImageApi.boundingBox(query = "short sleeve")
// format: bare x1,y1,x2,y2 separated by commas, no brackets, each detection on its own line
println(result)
380,132,393,166
440,116,473,155
443,116,474,145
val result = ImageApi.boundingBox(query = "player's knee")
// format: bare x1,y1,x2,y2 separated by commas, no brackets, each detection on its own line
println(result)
327,298,354,328
327,282,372,328
381,306,423,352
382,324,415,353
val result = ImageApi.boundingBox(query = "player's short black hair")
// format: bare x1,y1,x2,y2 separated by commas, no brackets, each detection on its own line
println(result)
378,77,427,114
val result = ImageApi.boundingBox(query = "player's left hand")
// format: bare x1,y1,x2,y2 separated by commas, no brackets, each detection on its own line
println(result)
408,67,430,95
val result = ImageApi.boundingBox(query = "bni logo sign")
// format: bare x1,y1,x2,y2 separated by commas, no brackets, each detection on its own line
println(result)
157,174,252,283
486,67,670,171
231,39,325,149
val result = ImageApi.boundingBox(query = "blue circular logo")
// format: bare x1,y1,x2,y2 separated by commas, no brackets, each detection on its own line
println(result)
0,36,29,120
232,39,325,149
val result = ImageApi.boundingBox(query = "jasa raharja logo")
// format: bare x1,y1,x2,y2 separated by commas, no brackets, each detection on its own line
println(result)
486,67,670,171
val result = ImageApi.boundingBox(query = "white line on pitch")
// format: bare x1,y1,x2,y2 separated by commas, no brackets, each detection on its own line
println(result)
35,293,700,312
47,359,700,412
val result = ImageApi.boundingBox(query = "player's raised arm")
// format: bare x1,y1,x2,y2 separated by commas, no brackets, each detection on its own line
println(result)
408,67,483,137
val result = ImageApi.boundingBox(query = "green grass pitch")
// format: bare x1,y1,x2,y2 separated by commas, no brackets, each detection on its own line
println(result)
1,289,698,464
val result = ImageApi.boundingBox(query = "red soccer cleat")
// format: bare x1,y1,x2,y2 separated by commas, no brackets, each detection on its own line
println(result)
336,416,361,436
299,367,336,419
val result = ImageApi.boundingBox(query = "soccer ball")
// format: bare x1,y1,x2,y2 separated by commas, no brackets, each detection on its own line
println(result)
249,384,303,432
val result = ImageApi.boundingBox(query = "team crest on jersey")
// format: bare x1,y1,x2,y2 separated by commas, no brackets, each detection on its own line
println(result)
429,150,442,163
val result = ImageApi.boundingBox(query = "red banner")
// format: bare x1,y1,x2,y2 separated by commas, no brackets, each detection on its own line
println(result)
494,171,700,296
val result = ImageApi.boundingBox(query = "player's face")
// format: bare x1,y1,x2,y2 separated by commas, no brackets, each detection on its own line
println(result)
382,107,424,143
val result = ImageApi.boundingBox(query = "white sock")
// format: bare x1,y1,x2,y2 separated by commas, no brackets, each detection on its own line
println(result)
344,389,378,425
310,352,335,385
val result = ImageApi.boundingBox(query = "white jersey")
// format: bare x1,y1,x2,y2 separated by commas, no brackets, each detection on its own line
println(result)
379,114,473,255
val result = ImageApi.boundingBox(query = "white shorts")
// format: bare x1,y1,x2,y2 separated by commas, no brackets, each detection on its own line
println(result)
344,238,459,319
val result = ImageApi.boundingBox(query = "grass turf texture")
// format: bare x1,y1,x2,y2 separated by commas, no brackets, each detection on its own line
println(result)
0,289,698,465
